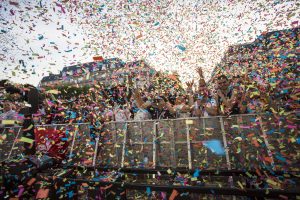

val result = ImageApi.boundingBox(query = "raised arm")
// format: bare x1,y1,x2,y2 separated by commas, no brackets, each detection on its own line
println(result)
126,75,134,101
196,67,207,88
164,97,176,114
186,80,195,108
238,95,247,114
132,89,151,109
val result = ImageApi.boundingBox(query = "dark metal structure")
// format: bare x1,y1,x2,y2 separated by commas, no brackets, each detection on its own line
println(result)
1,113,299,199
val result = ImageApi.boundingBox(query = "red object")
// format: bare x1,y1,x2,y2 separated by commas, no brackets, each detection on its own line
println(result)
93,56,104,61
35,128,69,160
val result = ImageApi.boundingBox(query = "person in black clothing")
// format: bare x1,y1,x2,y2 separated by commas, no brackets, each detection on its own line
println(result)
133,88,175,119
148,95,175,119
22,114,36,155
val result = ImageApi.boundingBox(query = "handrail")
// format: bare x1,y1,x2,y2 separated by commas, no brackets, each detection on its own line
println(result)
52,177,300,197
103,111,299,124
63,166,300,175
1,111,298,128
0,122,90,129
1,112,298,170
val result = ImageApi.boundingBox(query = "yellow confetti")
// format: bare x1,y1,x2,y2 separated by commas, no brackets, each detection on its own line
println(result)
185,120,193,125
237,181,244,189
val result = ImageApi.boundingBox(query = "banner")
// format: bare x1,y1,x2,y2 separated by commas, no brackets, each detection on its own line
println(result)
35,128,69,159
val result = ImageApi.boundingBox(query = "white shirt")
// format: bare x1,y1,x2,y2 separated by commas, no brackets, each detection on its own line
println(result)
194,98,216,117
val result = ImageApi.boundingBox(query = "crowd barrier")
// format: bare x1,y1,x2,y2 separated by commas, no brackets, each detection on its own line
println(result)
0,113,299,198
0,123,90,162
0,113,299,171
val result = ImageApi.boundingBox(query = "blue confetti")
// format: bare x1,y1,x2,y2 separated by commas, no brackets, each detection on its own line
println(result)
266,129,275,134
193,169,200,177
176,45,186,51
275,155,286,162
38,34,44,40
146,187,151,196
68,191,74,198
203,140,225,155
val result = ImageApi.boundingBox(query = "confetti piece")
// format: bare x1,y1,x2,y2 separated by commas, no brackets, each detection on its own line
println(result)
175,45,186,51
169,189,179,200
38,34,44,40
266,178,280,187
1,120,16,125
9,1,19,6
275,155,286,163
185,119,193,125
46,90,59,94
19,137,34,143
203,140,225,155
237,181,244,190
146,187,151,196
36,189,49,198
154,22,160,26
193,169,200,177
27,178,36,186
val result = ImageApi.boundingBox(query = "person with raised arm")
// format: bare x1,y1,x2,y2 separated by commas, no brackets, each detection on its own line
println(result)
132,72,176,120
191,67,218,117
215,74,241,115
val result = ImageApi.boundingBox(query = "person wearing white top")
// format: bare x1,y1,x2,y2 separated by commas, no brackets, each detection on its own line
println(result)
190,67,218,117
113,104,131,122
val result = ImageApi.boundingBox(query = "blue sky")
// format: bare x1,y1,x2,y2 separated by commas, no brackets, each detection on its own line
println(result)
0,0,299,86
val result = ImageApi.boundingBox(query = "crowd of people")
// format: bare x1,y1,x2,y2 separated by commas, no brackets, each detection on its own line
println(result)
0,67,298,199
1,66,299,127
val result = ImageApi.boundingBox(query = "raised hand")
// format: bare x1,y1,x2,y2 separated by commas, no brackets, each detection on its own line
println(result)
186,80,194,89
217,89,225,99
127,75,133,86
196,67,204,77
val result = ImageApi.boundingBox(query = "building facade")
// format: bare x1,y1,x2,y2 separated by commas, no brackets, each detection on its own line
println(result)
39,59,156,88
211,27,299,84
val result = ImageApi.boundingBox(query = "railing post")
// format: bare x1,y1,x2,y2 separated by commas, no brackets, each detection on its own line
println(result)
220,116,234,190
257,115,275,169
202,118,208,165
186,121,192,170
153,121,157,168
170,120,177,167
139,121,144,153
92,137,99,167
8,127,22,159
68,125,78,161
121,122,128,168
219,117,231,170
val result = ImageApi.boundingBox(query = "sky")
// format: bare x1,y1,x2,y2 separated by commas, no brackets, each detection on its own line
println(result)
0,0,299,86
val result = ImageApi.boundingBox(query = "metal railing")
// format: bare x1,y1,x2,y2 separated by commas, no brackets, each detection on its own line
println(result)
1,113,298,172
1,113,299,199
0,123,90,162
